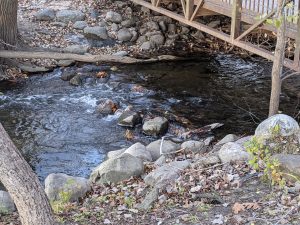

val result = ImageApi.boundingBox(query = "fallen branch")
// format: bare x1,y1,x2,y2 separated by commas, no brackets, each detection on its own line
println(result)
0,50,182,64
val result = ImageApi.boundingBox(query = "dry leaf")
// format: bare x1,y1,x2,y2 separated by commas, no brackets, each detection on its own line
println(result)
96,71,108,78
232,203,245,214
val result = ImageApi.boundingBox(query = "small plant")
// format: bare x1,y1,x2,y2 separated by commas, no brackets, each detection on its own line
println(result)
124,196,135,208
245,135,286,187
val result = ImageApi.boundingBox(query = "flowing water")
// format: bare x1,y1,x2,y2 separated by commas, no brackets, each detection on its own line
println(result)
0,54,299,180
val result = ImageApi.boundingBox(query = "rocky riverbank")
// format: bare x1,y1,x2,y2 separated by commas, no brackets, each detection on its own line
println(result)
1,114,300,224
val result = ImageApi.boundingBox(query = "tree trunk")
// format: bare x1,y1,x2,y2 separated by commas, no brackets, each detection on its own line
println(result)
0,123,56,225
268,0,286,117
0,0,18,49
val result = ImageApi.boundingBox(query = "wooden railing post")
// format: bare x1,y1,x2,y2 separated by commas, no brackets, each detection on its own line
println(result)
186,0,194,20
231,0,242,40
151,0,157,6
294,3,300,68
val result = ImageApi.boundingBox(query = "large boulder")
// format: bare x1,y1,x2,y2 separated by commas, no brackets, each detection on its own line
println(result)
218,142,249,163
105,11,122,23
0,191,15,214
56,10,85,23
45,173,91,202
34,9,56,21
255,114,299,139
146,140,180,161
124,143,152,162
144,160,190,188
272,154,300,181
107,148,126,159
84,26,108,40
143,117,169,136
90,153,144,184
118,109,142,127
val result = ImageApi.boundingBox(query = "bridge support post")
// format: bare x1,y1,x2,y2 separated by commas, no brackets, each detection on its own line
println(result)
186,0,194,20
151,0,157,6
231,0,242,41
294,4,300,69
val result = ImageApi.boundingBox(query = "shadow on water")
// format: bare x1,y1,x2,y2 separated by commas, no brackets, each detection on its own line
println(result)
0,54,299,180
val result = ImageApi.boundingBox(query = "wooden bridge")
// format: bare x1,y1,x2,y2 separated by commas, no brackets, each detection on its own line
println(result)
131,0,300,71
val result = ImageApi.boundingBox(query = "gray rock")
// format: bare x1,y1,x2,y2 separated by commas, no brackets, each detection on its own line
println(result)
125,143,152,162
0,191,15,214
181,140,205,152
149,34,165,47
216,134,238,146
90,153,144,184
137,35,147,44
125,7,133,15
56,10,85,23
235,135,253,146
218,142,250,163
130,30,138,42
64,45,89,54
57,60,75,67
35,8,56,21
61,70,76,81
19,64,50,73
273,154,300,180
140,41,153,51
181,27,190,34
105,11,122,23
168,23,176,34
144,160,190,188
84,26,108,40
44,173,91,202
113,51,128,57
195,155,221,166
111,23,119,31
146,140,180,161
204,136,215,146
121,19,136,28
158,21,167,32
192,30,205,40
146,21,160,31
118,109,142,127
96,98,117,114
107,148,126,159
73,21,88,29
137,188,159,210
117,28,133,42
155,155,166,166
255,114,300,139
69,74,82,86
50,22,67,27
143,117,169,136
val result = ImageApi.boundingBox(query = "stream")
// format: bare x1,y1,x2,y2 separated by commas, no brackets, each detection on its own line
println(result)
0,54,299,181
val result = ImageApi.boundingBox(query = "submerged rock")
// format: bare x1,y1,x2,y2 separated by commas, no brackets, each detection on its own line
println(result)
61,70,76,81
69,74,82,86
96,98,117,115
143,117,169,136
90,153,144,184
56,10,85,23
124,142,152,162
218,142,249,163
255,114,300,139
0,191,15,214
118,109,142,127
144,160,190,188
45,173,91,202
146,140,180,161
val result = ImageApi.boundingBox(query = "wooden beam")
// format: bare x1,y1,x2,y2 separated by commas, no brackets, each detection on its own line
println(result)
190,0,204,21
155,0,161,7
236,9,276,41
186,0,194,20
230,0,242,40
151,0,156,6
